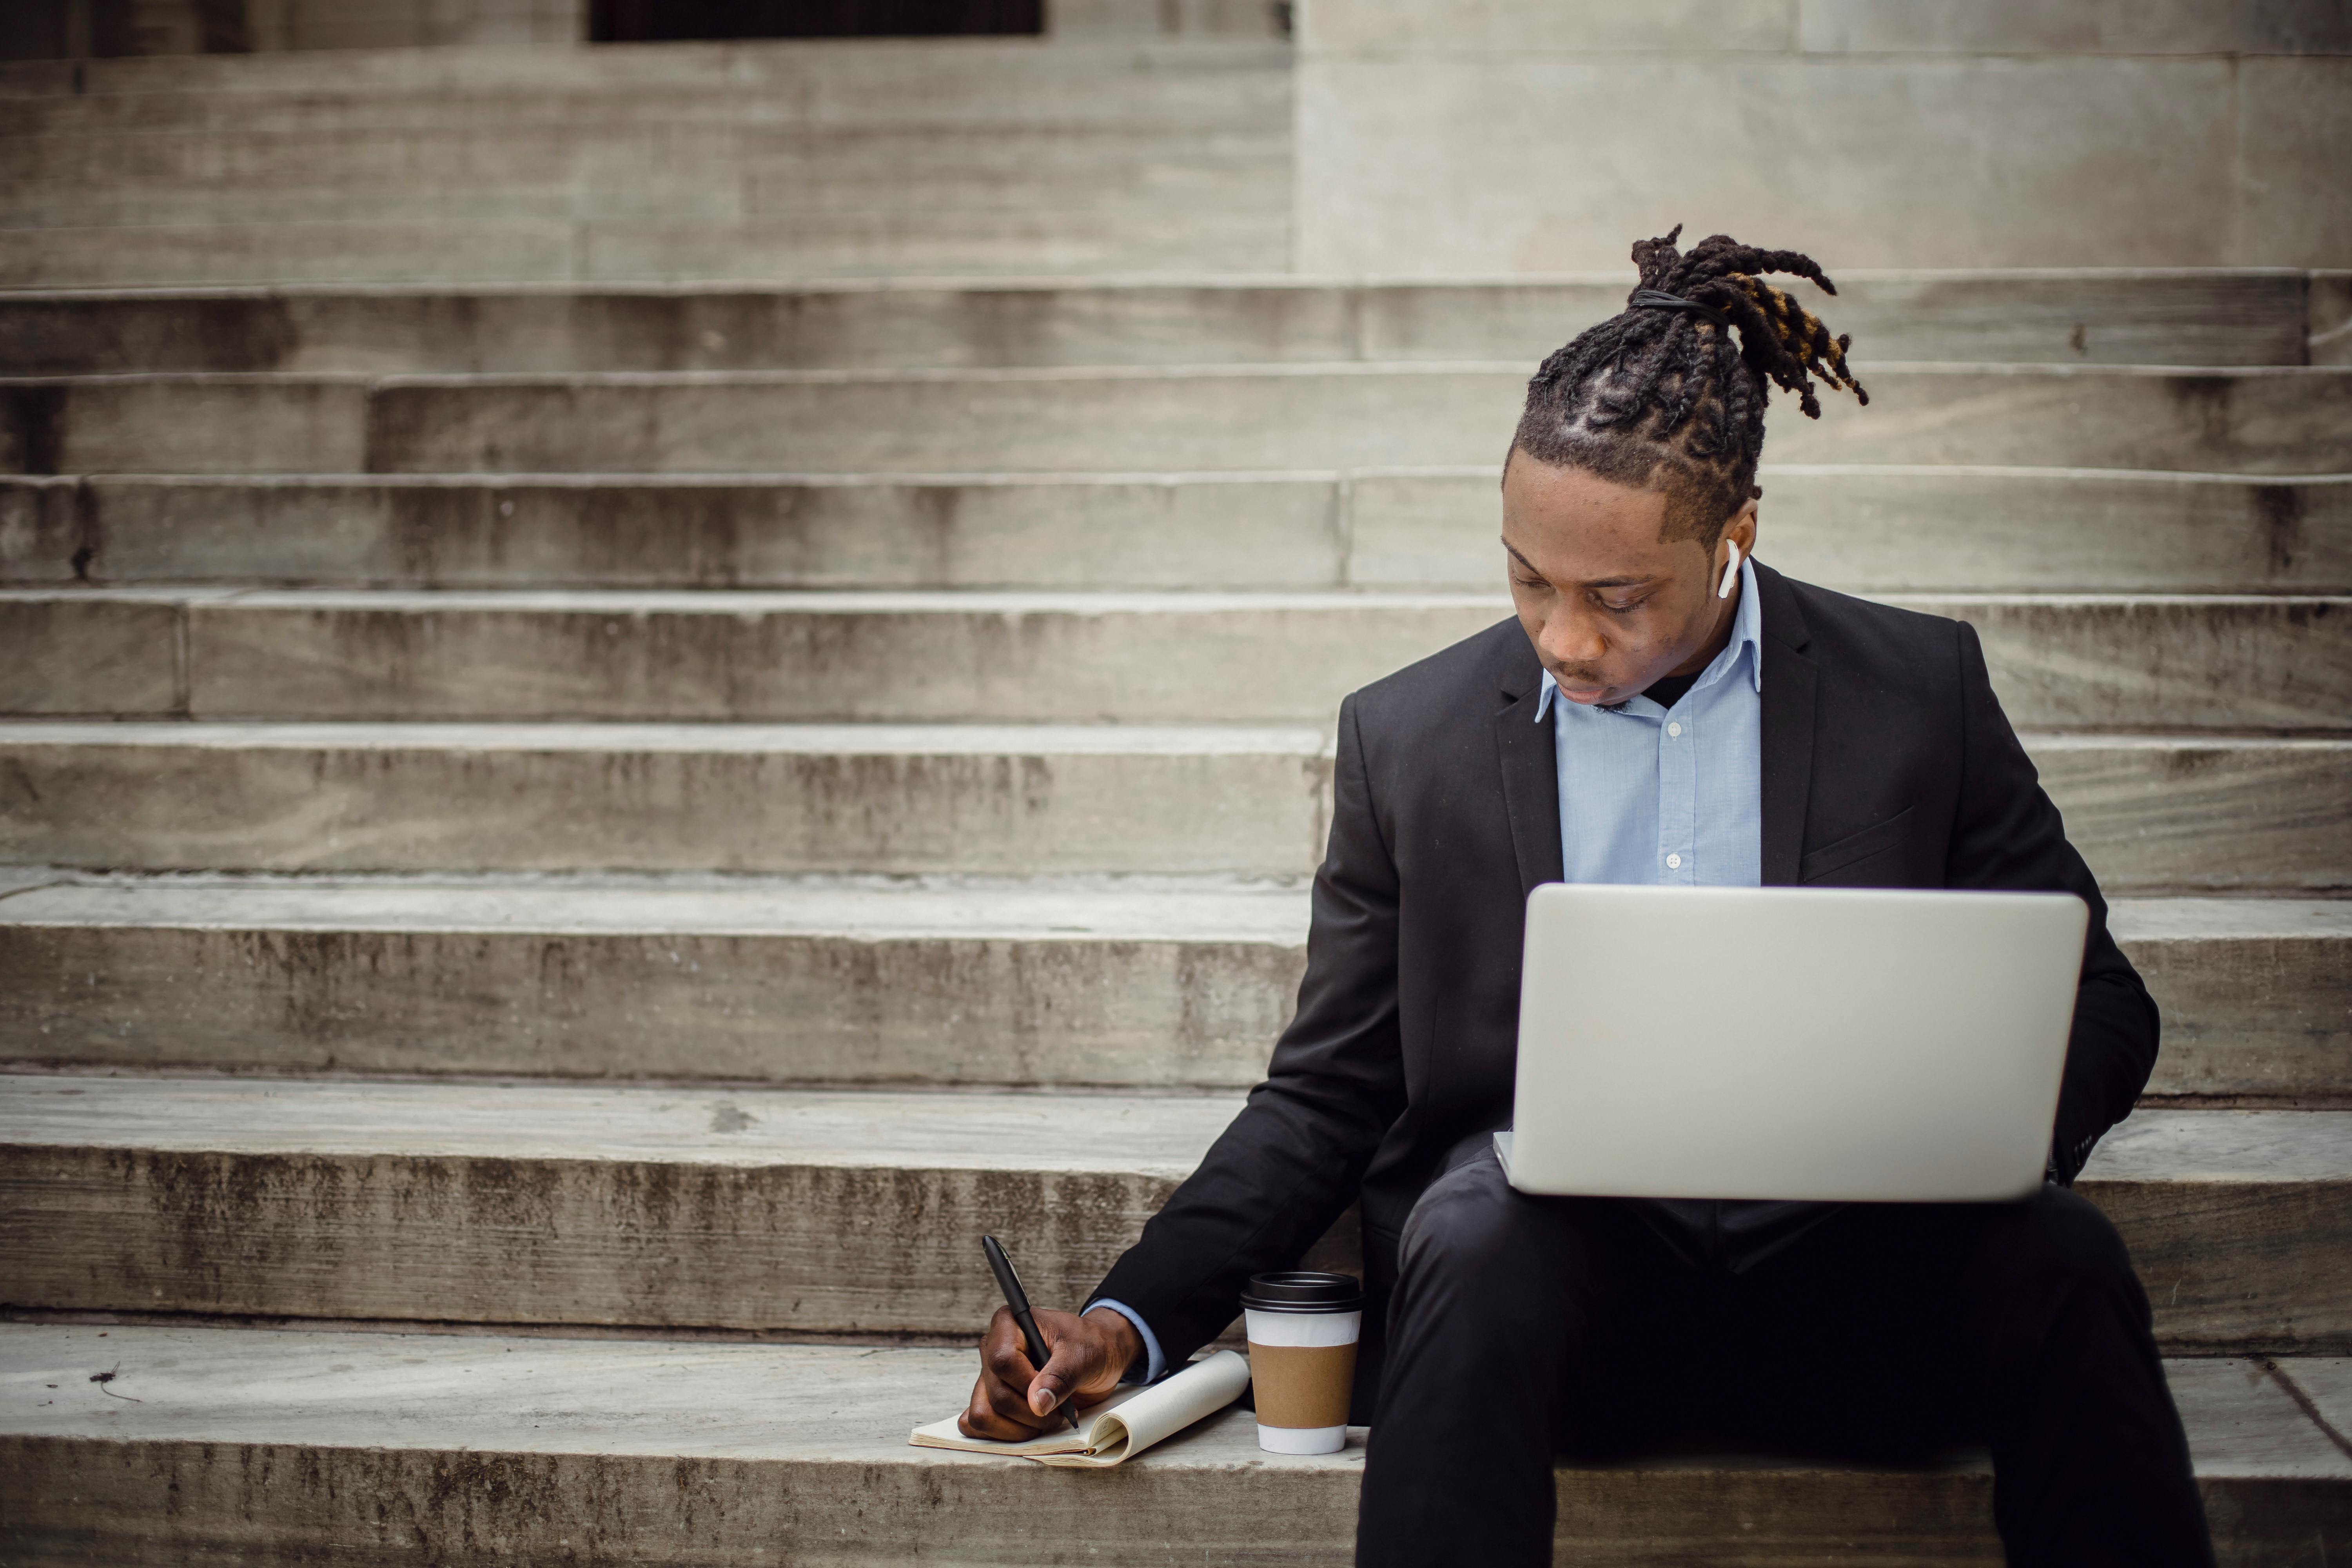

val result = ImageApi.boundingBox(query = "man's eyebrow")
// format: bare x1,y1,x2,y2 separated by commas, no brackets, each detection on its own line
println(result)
1502,541,1656,592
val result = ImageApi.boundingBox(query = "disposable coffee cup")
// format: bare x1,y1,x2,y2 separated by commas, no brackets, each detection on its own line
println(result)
1241,1270,1362,1455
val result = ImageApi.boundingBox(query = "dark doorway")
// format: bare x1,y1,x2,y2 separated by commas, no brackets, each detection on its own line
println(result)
590,0,1042,40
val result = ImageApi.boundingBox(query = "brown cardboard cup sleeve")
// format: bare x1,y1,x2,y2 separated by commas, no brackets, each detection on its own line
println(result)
1241,1271,1363,1455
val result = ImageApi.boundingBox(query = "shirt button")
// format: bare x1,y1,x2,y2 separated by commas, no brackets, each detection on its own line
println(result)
1667,722,1682,737
1666,853,1683,869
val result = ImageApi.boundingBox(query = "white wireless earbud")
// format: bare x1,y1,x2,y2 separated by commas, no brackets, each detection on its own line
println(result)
1716,541,1743,599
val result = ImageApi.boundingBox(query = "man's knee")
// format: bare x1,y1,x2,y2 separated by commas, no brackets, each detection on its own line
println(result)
1971,1185,2150,1328
1387,1152,1604,1375
1396,1152,1571,1295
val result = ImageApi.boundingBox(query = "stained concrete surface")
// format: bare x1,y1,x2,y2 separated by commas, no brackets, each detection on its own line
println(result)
0,273,2318,375
3,881,2338,1095
0,1078,2341,1346
9,467,2347,594
4,586,2340,730
0,873,1305,1086
14,363,2351,477
0,1328,2343,1567
0,720,1338,877
2,723,2340,891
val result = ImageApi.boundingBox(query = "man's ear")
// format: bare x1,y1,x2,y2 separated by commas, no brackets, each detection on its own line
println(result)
1723,497,1760,558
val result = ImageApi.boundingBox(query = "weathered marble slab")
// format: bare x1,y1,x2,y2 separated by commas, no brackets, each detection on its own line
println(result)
2117,899,2352,1101
0,42,1293,288
0,273,2314,376
10,365,2347,478
0,721,1335,877
0,874,1308,1088
0,884,2342,1098
2081,1110,2352,1350
0,1079,2340,1348
1,473,1363,590
5,586,2339,730
11,468,2346,595
0,1323,2342,1568
2023,736,2352,894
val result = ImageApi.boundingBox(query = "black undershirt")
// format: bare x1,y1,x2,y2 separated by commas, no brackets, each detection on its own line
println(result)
1604,669,1700,712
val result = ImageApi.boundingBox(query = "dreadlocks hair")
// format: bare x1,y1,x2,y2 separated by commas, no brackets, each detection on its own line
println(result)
1511,226,1869,547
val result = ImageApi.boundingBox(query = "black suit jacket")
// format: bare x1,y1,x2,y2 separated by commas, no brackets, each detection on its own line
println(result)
1093,563,2159,1401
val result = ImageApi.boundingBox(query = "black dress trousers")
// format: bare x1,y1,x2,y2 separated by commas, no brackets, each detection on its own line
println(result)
1355,1147,2214,1568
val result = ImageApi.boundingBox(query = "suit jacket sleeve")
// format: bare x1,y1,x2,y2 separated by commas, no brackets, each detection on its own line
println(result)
1090,691,1409,1363
1944,620,2159,1183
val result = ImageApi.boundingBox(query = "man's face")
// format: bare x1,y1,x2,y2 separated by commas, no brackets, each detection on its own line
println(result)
1499,449,1755,708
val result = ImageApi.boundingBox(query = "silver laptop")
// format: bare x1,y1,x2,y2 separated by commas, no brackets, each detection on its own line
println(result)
1495,884,2088,1203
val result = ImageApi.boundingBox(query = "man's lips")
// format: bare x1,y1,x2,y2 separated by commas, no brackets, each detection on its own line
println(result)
1557,681,1614,704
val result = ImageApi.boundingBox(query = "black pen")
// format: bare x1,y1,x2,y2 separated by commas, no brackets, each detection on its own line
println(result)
981,1233,1083,1436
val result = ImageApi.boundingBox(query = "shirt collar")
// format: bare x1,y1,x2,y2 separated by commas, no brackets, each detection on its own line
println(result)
1534,555,1764,722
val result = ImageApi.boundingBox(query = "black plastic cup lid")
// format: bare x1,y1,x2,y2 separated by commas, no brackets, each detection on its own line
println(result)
1240,1270,1364,1313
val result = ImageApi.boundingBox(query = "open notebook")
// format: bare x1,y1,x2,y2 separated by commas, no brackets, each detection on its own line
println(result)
908,1349,1250,1468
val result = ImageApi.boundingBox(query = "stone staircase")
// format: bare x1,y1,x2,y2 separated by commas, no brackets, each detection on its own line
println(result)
2,34,2351,1568
0,35,1292,284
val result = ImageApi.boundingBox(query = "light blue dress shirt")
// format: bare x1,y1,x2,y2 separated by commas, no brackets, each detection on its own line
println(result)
1087,1296,1165,1383
1534,555,1763,889
1099,563,1768,1380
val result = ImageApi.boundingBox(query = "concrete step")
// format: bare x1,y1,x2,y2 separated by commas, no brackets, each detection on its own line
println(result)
0,51,1290,219
0,274,2320,376
0,721,1336,878
0,116,1292,198
0,209,1298,290
0,219,591,292
0,38,1292,131
0,723,2341,893
2020,736,2352,895
0,876,2341,1100
5,586,1513,726
0,1076,2343,1349
10,468,2347,594
8,364,2347,477
0,42,1294,285
0,127,1290,241
6,588,2345,732
1342,466,2352,598
2,1326,2342,1567
2,1327,2346,1568
0,872,1310,1090
2120,900,2352,1102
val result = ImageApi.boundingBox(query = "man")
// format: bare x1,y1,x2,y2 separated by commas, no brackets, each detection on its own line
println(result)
960,228,2214,1566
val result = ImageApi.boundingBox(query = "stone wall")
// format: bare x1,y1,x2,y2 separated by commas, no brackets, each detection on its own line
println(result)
1294,0,2352,272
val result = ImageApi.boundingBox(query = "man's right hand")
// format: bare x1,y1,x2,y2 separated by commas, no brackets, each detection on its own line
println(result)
960,1304,1143,1440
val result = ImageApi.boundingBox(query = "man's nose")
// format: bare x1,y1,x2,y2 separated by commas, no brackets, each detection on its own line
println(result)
1542,611,1608,668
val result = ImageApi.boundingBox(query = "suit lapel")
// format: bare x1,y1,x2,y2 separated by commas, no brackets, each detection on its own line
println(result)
1492,639,1565,898
1755,563,1817,886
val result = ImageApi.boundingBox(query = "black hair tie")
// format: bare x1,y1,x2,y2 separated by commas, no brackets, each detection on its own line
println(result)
1629,287,1735,330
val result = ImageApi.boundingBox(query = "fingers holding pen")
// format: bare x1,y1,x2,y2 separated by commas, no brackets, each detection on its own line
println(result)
960,1307,1058,1439
964,1373,1047,1438
962,1215,1154,1441
958,1304,1129,1438
1022,1309,1076,1417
